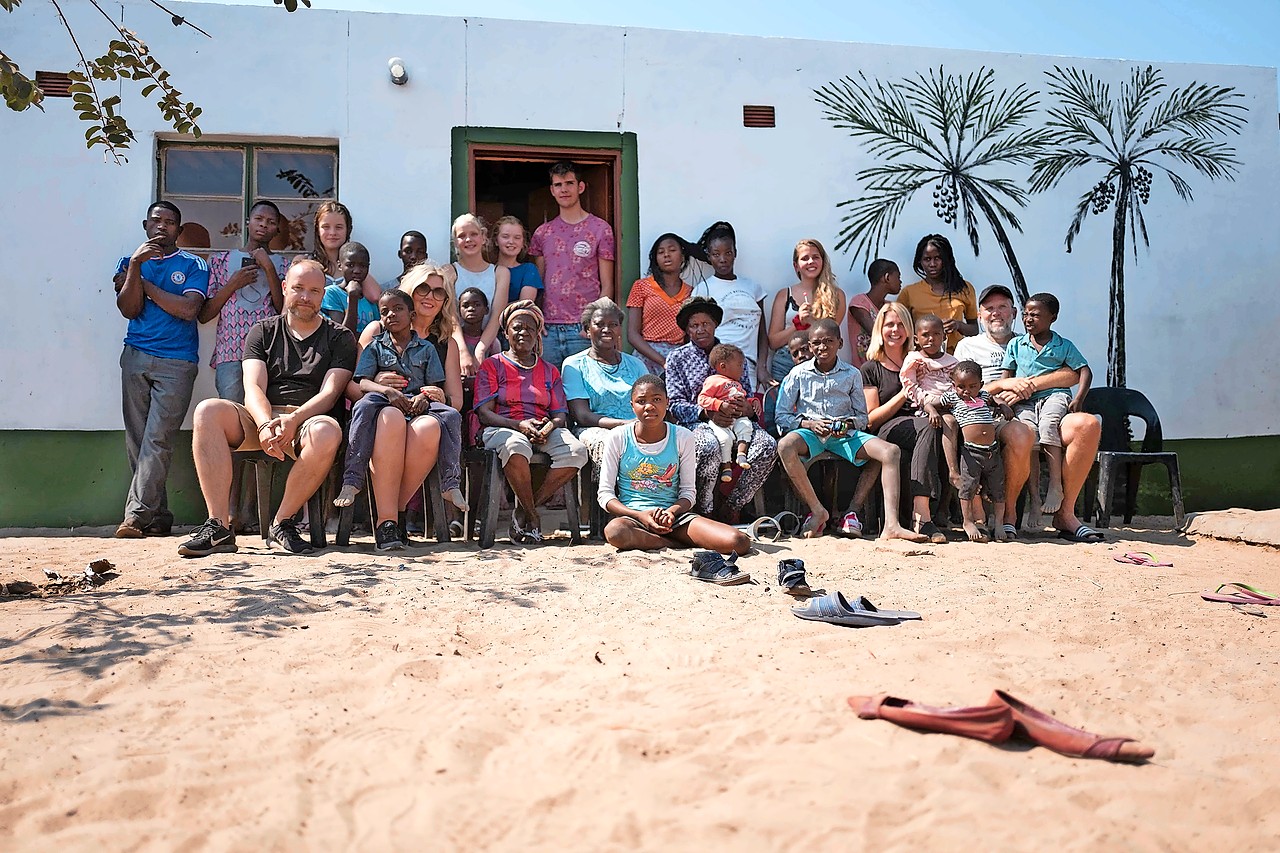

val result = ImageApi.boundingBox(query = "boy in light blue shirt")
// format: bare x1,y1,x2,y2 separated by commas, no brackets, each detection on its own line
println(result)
999,292,1092,515
775,319,927,543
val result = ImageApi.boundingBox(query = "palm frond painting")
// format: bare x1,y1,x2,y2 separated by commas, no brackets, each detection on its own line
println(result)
1030,65,1247,386
814,66,1052,304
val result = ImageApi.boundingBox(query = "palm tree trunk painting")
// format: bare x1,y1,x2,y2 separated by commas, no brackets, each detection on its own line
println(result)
1030,65,1247,386
813,66,1051,305
816,62,1248,389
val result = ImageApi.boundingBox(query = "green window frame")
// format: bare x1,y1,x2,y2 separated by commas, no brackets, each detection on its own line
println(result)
156,140,340,257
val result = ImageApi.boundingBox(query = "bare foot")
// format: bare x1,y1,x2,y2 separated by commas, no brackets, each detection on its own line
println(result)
963,521,989,543
993,524,1009,542
801,509,829,539
880,524,929,543
333,485,358,508
443,488,468,512
1042,482,1064,515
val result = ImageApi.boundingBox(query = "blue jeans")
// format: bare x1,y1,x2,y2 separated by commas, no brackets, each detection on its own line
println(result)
120,344,198,526
214,360,245,403
342,393,463,493
542,323,589,369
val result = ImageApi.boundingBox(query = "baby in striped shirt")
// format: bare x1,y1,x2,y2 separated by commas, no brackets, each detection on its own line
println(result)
926,360,1014,543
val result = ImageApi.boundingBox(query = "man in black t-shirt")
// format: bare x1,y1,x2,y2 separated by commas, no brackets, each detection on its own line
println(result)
180,260,357,556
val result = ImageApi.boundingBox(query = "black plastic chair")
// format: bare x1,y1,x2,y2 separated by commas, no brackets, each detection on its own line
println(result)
466,447,583,548
228,451,328,549
334,464,450,546
1082,387,1184,528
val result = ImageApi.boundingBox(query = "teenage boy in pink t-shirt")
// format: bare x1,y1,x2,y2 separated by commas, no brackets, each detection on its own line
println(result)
528,161,616,367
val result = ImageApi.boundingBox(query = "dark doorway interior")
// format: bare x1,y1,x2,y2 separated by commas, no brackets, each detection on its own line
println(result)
472,154,617,237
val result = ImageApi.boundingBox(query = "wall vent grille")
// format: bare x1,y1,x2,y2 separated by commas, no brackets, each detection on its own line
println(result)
36,71,73,97
742,105,776,128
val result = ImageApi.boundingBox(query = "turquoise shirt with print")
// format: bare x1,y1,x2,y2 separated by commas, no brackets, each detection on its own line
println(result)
616,422,682,511
321,281,379,335
1001,332,1087,400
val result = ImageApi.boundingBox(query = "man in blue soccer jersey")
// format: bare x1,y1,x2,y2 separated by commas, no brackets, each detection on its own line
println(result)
112,201,209,538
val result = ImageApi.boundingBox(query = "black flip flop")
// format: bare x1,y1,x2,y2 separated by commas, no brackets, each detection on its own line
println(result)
1056,524,1104,542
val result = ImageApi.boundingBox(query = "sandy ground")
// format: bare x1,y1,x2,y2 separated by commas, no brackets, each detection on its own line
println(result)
1,515,1278,852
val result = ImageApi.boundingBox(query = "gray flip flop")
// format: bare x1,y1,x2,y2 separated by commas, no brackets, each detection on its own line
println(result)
791,591,902,627
850,595,921,621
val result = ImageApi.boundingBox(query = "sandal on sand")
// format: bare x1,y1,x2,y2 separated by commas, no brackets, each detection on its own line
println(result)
774,511,802,537
690,551,750,586
791,592,900,627
1001,523,1018,540
749,516,783,542
1113,551,1172,567
1201,582,1280,606
849,595,921,621
509,512,541,545
848,694,1015,743
990,690,1155,763
839,511,863,537
917,520,947,545
777,558,810,595
1056,524,1104,542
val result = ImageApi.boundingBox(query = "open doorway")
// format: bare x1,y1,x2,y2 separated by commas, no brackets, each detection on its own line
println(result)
451,127,640,301
470,147,618,240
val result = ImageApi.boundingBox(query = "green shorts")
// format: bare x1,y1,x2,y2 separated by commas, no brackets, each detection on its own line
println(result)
794,428,871,466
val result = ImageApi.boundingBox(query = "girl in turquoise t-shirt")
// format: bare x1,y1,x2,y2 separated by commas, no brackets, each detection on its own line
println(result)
598,375,750,560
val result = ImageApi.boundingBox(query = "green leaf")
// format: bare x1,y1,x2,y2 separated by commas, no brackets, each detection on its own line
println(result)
141,84,156,97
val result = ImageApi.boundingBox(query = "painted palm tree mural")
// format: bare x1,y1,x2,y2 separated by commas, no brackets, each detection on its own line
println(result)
1030,65,1247,387
814,66,1051,303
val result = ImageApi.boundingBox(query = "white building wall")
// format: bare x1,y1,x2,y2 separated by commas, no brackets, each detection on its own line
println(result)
2,2,1277,438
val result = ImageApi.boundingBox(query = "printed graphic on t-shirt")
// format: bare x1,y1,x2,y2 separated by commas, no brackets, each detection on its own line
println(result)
625,459,677,494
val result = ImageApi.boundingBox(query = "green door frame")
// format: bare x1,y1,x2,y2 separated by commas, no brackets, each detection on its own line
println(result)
450,126,641,303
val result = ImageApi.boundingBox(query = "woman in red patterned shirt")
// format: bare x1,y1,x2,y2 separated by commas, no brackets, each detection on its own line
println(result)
474,301,588,544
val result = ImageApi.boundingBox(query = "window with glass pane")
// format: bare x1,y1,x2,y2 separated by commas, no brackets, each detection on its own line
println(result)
159,143,338,256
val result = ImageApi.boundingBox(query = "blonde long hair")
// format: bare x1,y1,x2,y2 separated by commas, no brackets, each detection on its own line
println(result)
400,263,457,341
866,301,915,364
451,212,489,263
793,238,840,320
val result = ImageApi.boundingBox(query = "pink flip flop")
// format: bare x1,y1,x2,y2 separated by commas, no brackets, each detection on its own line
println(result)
1201,583,1280,606
1113,551,1172,567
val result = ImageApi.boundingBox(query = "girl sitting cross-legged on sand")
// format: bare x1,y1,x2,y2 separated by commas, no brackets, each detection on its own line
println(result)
599,375,751,557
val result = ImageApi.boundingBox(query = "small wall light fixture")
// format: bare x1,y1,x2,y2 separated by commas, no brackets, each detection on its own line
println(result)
388,57,408,86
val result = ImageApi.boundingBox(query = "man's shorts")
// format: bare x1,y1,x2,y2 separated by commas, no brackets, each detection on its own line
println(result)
1012,393,1071,448
232,404,326,460
794,428,872,467
482,425,589,469
958,440,1005,501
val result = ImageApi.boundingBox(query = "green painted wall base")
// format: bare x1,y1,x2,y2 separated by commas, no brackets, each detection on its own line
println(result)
1129,435,1280,516
0,431,1276,528
0,431,204,528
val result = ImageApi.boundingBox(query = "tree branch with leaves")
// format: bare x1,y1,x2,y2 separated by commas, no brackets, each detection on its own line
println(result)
2,0,310,164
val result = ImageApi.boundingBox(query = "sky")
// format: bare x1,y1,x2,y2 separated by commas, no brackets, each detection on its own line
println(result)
188,0,1280,72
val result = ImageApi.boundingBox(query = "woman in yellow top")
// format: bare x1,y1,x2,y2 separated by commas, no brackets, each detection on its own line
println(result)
897,234,978,352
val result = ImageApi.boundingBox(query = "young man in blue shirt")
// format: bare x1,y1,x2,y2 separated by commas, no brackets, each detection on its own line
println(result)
112,201,209,538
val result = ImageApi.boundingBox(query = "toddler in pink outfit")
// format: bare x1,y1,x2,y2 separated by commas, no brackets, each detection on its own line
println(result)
698,343,759,482
901,314,963,488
